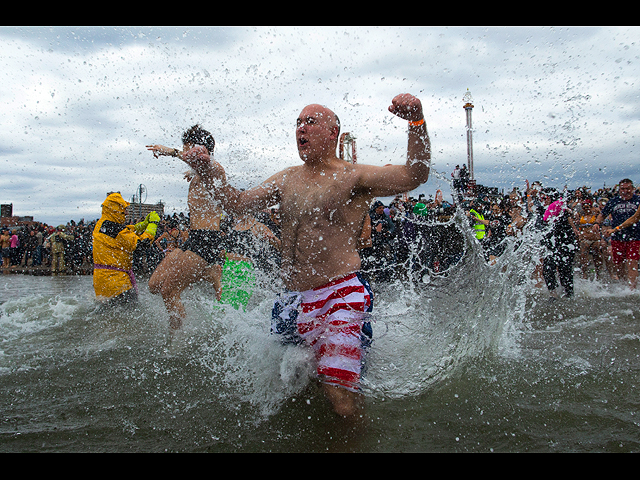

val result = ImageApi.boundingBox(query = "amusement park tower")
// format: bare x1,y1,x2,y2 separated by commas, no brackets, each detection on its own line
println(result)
339,132,357,164
463,88,474,181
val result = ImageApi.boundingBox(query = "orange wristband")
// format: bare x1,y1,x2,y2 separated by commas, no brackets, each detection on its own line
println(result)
408,118,425,126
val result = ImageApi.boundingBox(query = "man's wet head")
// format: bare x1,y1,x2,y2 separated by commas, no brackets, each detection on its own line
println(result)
619,179,634,201
182,124,215,154
296,104,341,162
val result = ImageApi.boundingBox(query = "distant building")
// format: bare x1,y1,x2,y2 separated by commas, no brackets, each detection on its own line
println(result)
0,203,37,228
1,216,37,228
1,204,12,218
125,202,165,224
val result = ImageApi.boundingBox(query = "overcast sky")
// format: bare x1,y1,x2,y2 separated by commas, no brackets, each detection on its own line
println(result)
1,26,639,225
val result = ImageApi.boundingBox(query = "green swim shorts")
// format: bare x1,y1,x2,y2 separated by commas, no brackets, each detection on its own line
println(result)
219,257,256,311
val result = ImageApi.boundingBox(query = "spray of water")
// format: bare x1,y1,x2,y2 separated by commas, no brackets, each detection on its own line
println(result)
0,199,557,424
164,201,553,418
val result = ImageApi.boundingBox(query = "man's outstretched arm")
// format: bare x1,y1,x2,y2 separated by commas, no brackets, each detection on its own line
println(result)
180,145,280,215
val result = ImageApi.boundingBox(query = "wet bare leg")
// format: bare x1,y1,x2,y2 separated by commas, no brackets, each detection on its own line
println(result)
204,263,223,301
149,249,221,330
323,384,363,418
628,259,638,289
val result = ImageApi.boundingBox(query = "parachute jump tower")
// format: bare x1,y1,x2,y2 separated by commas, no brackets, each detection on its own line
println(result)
463,88,475,182
339,132,357,164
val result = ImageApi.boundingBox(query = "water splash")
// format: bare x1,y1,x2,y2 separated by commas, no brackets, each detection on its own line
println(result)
0,208,558,423
357,209,542,398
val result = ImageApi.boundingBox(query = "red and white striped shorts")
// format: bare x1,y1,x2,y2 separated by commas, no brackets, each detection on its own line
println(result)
271,272,374,392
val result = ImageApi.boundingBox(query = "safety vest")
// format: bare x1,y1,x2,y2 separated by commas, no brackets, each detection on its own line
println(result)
469,209,486,240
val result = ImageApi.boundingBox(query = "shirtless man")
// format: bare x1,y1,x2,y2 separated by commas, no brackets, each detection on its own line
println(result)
1,229,11,268
146,125,224,331
178,94,430,417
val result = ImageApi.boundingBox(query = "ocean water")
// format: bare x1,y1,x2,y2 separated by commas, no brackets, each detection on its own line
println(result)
1,216,639,452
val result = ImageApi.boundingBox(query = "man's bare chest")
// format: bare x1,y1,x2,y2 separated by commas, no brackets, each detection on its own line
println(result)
282,177,354,222
189,180,219,207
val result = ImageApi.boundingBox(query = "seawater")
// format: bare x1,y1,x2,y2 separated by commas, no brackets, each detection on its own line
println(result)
1,215,639,452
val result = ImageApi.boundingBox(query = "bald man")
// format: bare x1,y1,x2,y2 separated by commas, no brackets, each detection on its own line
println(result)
179,94,431,417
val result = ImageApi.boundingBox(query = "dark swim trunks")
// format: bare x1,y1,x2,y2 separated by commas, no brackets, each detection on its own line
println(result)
182,229,225,265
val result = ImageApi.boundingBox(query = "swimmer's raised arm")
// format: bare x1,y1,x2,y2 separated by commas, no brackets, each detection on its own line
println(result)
148,143,228,190
146,144,182,159
178,144,280,215
354,93,431,197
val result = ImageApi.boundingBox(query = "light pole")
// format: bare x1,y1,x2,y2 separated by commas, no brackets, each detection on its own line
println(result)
463,88,474,181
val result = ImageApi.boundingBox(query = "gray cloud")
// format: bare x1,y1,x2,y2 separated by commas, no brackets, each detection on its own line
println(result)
1,26,639,224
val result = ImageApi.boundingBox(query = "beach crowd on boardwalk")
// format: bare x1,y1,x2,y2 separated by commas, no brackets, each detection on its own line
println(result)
357,177,640,297
2,175,639,297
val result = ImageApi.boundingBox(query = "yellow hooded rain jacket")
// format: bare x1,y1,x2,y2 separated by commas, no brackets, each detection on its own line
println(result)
92,193,157,299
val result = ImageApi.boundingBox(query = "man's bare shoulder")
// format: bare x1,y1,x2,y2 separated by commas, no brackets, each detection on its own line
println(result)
264,165,303,187
274,164,303,177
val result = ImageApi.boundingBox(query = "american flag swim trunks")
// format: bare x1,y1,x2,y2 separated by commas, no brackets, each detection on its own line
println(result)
271,272,374,392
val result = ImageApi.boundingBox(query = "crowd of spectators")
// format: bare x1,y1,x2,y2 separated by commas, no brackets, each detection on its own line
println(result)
1,220,93,274
2,178,639,296
0,210,282,278
360,177,640,295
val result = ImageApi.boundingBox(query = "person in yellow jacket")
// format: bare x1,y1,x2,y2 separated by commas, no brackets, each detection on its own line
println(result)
92,192,159,304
